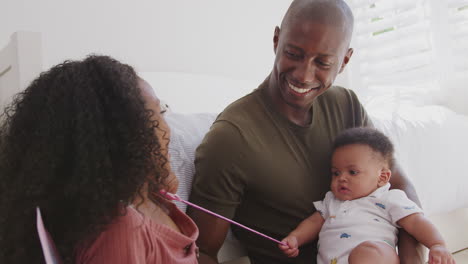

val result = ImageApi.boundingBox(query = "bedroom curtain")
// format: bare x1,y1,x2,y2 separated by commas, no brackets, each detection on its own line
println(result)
345,0,468,106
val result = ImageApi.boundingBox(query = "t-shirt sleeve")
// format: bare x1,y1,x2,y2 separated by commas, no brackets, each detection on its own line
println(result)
189,120,248,219
386,190,423,227
313,191,333,219
323,86,373,130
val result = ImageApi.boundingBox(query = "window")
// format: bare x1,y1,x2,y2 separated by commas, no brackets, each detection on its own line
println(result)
449,0,468,79
346,0,468,102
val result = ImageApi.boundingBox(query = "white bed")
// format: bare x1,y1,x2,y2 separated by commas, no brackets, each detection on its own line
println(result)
0,31,42,111
2,31,467,263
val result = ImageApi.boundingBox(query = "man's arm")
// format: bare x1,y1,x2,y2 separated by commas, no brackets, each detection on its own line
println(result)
187,121,247,264
390,162,425,264
187,207,230,264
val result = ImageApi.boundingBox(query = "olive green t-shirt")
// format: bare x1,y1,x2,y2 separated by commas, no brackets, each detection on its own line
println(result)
190,79,371,264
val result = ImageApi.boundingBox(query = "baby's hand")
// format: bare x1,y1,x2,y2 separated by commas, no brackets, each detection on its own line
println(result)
278,236,299,258
428,244,456,264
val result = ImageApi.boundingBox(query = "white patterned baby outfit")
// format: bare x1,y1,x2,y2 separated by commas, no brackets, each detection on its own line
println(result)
313,183,422,264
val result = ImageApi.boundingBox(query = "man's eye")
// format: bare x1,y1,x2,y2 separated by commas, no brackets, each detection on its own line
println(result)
285,50,300,59
317,60,331,68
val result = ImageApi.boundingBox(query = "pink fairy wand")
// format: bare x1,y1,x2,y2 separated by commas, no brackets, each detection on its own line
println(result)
160,190,287,246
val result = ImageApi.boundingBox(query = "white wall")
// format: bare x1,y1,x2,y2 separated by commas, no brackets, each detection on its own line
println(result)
0,0,352,86
0,1,285,83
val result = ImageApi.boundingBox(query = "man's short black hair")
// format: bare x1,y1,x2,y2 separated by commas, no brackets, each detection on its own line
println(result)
333,127,395,168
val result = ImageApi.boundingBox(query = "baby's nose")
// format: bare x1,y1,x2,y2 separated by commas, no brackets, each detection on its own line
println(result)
338,175,348,182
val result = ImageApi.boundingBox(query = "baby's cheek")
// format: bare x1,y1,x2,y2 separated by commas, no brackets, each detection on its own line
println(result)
330,180,337,190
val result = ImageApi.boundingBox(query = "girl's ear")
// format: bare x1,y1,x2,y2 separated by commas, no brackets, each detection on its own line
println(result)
378,168,392,187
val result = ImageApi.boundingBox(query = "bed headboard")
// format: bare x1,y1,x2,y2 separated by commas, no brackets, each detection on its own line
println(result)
0,31,43,110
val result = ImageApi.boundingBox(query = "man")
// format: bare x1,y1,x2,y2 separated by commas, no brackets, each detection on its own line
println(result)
188,0,424,263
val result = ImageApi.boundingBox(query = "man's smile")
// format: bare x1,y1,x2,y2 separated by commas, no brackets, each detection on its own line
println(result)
287,80,321,96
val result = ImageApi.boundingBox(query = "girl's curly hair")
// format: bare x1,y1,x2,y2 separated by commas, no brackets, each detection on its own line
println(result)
0,55,170,263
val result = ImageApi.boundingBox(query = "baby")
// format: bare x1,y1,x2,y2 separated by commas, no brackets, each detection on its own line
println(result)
279,127,455,264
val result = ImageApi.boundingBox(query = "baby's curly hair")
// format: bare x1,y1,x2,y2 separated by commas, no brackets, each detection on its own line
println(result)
332,127,395,168
0,55,169,263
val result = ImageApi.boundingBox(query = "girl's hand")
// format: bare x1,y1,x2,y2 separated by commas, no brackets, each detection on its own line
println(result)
278,236,299,258
428,244,456,264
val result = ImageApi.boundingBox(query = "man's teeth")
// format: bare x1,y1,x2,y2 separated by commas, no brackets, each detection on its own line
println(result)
289,83,313,94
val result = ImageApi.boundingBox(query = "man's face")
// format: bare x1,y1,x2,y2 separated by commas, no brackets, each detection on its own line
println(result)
271,20,353,110
330,144,389,201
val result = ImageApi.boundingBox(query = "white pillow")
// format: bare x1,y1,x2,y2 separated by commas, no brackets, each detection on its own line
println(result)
367,98,468,216
165,111,248,261
165,111,217,211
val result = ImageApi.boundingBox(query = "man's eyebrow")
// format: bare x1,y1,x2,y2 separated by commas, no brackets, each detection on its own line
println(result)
285,44,336,58
285,44,303,51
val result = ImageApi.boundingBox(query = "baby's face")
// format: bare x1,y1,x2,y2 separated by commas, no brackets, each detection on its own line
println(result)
330,144,389,201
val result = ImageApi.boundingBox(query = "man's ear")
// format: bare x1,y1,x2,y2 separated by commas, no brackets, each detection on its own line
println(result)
273,26,280,54
378,168,391,187
339,48,353,73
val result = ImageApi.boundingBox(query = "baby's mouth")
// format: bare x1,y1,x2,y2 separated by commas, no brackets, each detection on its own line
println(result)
339,186,350,193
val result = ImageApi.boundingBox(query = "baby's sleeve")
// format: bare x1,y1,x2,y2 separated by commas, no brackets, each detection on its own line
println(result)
386,190,423,227
313,191,333,219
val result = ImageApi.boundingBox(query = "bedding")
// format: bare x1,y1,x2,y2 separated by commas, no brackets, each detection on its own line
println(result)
165,111,247,262
166,111,216,211
0,31,42,110
366,98,468,216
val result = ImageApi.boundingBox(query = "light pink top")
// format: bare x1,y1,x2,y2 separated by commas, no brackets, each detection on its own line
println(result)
76,203,199,264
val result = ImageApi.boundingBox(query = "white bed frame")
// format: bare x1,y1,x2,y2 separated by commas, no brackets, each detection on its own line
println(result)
0,31,43,110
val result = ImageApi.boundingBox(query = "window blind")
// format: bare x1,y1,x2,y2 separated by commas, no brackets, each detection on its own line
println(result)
448,0,468,78
346,0,467,95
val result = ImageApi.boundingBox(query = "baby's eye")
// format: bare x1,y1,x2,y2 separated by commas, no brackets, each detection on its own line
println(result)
349,170,358,175
332,171,340,177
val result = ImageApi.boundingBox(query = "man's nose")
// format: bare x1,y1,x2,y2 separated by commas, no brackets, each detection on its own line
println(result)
293,60,316,84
